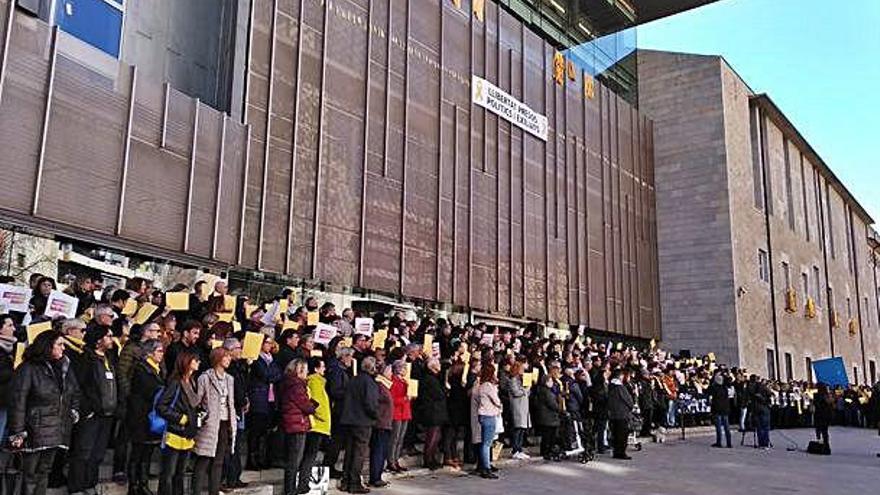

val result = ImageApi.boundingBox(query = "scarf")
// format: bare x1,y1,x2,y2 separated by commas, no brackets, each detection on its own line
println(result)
0,334,16,354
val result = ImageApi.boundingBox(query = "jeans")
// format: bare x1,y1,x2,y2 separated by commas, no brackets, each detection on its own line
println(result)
510,427,525,454
755,409,771,447
68,415,114,492
369,429,390,484
666,400,677,427
388,420,408,466
478,415,497,471
714,414,731,446
739,407,749,431
192,421,231,495
158,447,188,495
594,417,609,452
283,432,306,495
22,448,57,495
0,408,7,444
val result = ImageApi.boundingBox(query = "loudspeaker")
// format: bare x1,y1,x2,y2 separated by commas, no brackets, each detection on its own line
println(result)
806,441,830,455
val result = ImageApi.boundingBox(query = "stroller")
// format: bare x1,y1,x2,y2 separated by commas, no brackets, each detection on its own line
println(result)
558,414,595,463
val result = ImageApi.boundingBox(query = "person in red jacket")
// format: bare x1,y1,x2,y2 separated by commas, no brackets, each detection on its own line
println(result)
387,359,412,472
279,359,318,495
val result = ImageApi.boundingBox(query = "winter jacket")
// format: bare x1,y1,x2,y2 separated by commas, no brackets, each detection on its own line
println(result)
390,375,412,422
116,340,144,410
506,374,531,429
340,372,380,427
279,375,316,434
564,377,584,420
127,358,165,444
275,345,298,377
75,349,118,418
813,390,834,428
156,379,199,443
193,369,237,457
476,381,502,417
446,373,470,427
9,357,81,450
709,381,732,416
532,380,561,427
228,359,250,416
306,373,331,436
589,372,609,419
417,371,448,426
0,341,15,409
375,380,394,431
163,341,206,378
325,357,351,416
607,381,635,421
248,355,282,415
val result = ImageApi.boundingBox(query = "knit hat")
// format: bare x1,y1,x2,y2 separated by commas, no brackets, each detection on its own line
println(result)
84,324,111,348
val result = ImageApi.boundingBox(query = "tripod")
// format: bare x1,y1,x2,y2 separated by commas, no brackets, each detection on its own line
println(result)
739,410,772,449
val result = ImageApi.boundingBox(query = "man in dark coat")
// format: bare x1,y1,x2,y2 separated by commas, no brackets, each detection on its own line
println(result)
324,347,354,478
589,359,610,453
708,371,733,448
339,356,380,494
607,368,635,460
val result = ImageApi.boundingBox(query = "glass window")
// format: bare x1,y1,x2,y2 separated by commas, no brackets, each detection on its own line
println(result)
766,349,776,381
806,357,813,384
758,249,770,283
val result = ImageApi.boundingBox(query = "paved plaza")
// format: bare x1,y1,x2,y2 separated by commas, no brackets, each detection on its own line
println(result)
359,428,879,495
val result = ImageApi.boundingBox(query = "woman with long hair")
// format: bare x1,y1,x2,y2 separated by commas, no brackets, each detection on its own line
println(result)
126,339,166,495
279,358,317,495
505,361,531,459
156,352,200,495
8,330,80,495
387,359,412,472
475,363,502,479
28,276,56,318
246,334,282,469
192,348,237,495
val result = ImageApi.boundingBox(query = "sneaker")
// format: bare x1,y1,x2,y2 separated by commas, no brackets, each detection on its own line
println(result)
479,471,499,480
369,480,389,488
512,452,526,460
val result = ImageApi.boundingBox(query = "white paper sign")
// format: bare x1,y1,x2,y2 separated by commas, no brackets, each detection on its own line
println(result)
314,323,338,345
354,318,374,336
472,75,548,141
44,290,78,319
0,284,31,313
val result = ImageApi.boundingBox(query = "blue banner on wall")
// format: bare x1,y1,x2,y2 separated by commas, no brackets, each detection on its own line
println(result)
812,357,849,387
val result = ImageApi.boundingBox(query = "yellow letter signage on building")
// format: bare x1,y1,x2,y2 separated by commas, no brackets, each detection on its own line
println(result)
584,73,595,100
473,0,484,21
553,52,565,85
566,59,576,81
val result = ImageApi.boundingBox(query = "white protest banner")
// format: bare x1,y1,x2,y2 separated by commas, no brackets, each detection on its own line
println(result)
354,317,374,336
0,284,31,313
261,301,279,325
431,342,440,359
44,290,78,319
472,75,548,141
480,333,493,346
314,323,338,345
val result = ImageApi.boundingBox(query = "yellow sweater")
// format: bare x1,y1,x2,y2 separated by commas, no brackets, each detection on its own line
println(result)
307,373,331,436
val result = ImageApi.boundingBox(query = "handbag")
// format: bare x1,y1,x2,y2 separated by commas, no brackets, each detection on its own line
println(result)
149,386,179,436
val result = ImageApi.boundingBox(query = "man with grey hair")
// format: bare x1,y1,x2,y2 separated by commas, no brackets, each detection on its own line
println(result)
339,356,379,494
324,347,354,478
222,337,250,489
61,318,86,340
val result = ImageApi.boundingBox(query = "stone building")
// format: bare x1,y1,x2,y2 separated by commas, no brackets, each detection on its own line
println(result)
640,50,880,384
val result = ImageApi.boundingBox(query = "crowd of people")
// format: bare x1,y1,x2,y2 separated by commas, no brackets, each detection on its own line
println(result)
0,271,879,495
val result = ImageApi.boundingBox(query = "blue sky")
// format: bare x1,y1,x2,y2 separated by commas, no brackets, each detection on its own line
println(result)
638,0,880,223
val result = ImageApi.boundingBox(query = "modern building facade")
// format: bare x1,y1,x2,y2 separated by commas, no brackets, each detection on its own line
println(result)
0,0,724,340
640,50,880,384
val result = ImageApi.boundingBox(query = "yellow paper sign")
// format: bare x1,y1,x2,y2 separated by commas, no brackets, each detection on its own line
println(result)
422,334,433,356
372,329,387,350
279,299,289,314
523,372,534,388
242,332,263,360
531,369,540,384
307,311,319,326
283,320,300,331
650,339,656,349
341,337,353,349
376,375,393,389
27,321,52,344
462,361,470,385
407,379,419,398
232,321,242,332
134,303,158,325
404,362,412,380
165,292,190,311
244,303,258,317
224,295,237,313
310,349,323,357
616,342,623,351
122,298,138,317
217,312,233,323
14,342,25,369
211,339,223,349
707,352,716,362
